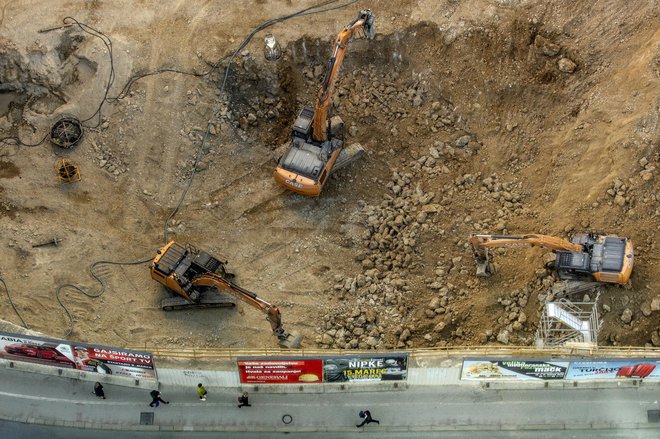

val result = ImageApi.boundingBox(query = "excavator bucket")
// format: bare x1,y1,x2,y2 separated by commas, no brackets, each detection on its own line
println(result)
331,143,365,174
278,332,303,349
475,261,491,277
474,256,493,277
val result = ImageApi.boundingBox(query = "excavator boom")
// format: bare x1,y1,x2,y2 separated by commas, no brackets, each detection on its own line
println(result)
191,273,302,348
312,9,375,142
470,234,583,256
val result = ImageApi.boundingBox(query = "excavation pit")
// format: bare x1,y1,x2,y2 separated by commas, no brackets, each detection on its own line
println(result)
0,2,657,351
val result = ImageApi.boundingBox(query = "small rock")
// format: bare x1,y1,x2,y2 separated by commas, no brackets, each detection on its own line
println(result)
434,321,446,332
602,304,611,313
558,57,577,73
620,308,633,324
641,302,652,317
614,194,626,206
454,135,470,148
652,331,660,347
497,330,510,345
650,297,660,312
641,171,654,182
534,35,561,56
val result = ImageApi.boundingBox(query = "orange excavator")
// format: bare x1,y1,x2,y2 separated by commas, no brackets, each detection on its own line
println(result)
469,233,634,285
151,241,302,348
274,9,375,196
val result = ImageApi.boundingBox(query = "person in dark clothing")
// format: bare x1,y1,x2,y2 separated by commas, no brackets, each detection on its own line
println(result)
356,409,379,428
237,391,251,407
93,382,105,399
149,390,169,407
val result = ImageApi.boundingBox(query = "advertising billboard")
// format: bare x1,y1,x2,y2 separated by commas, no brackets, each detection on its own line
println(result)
322,354,408,382
565,359,660,380
0,331,156,380
461,359,570,380
70,345,156,379
238,358,323,384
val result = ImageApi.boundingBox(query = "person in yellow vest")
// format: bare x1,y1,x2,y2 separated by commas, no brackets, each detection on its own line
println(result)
197,383,207,401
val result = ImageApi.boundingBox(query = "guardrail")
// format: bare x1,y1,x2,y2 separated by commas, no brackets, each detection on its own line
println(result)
128,344,660,361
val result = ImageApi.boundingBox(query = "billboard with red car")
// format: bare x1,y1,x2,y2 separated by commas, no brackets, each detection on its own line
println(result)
0,331,156,380
565,359,660,380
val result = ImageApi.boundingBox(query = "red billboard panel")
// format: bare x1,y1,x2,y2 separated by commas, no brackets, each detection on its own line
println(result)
238,358,323,384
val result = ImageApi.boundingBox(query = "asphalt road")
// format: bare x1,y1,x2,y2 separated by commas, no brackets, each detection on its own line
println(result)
0,367,658,435
1,421,660,439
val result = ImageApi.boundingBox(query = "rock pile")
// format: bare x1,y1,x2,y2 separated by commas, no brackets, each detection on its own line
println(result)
316,169,440,349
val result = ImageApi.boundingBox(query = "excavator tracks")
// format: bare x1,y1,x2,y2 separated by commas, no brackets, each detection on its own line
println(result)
161,291,236,311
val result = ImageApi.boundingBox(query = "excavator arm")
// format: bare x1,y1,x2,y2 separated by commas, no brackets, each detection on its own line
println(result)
191,273,302,348
469,234,584,277
312,9,375,142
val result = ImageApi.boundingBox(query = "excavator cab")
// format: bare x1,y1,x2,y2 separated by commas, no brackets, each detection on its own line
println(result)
554,235,633,284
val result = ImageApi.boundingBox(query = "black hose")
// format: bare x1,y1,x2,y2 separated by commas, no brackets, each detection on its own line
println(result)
0,275,28,329
163,123,211,244
62,17,115,129
56,257,152,338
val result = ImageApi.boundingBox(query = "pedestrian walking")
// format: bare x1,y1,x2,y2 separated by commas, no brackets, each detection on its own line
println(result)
149,390,169,407
197,383,207,401
237,391,251,407
93,382,105,399
356,409,379,428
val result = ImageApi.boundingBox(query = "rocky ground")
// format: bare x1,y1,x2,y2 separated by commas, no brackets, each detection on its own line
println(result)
0,0,658,351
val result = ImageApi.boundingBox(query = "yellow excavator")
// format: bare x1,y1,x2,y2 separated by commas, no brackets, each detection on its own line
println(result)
151,241,302,348
274,9,375,196
469,233,634,285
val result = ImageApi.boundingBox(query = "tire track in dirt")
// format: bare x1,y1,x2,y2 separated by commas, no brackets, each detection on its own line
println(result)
122,1,217,229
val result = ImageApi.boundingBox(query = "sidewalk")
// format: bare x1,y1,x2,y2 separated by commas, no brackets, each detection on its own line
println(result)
0,366,658,433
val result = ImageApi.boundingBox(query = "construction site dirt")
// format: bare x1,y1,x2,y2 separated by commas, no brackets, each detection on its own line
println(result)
0,0,658,352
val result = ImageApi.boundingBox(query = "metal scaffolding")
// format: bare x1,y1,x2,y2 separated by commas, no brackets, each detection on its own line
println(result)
535,295,601,348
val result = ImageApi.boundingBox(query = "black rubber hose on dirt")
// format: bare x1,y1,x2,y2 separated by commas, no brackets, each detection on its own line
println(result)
55,257,152,338
0,275,28,329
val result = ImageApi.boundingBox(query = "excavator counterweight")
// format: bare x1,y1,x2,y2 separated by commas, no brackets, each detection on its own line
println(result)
151,241,302,349
274,9,375,196
469,233,634,285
